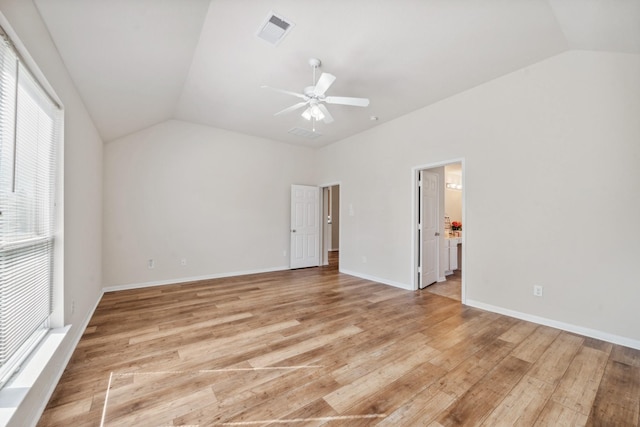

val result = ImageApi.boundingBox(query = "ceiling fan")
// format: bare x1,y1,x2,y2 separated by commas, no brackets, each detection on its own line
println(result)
262,58,370,125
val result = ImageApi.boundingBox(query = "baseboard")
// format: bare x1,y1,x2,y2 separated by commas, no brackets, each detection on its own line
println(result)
27,291,103,427
466,299,640,351
339,268,411,290
103,266,290,293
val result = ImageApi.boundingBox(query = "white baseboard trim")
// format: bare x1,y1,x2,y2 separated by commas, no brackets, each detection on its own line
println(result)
466,299,640,351
339,268,411,290
103,266,290,293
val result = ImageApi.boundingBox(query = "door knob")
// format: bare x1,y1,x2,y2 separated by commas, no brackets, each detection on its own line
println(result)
435,232,440,236
292,229,297,233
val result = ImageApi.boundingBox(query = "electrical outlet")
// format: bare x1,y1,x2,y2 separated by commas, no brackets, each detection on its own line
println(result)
148,259,155,269
181,258,187,266
283,250,287,257
362,256,367,263
533,285,543,297
71,300,75,315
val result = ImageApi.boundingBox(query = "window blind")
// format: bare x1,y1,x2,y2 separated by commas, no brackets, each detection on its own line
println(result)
0,30,61,387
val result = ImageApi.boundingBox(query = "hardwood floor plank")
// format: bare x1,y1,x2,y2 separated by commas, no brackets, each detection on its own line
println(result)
35,397,93,426
583,337,614,353
105,376,216,426
427,311,496,350
481,375,554,426
273,398,340,426
498,320,538,345
129,312,254,344
527,332,584,385
215,372,340,425
176,319,300,360
426,338,516,400
36,263,640,426
424,270,461,301
248,325,363,367
366,287,410,303
328,332,432,386
420,307,485,349
429,315,518,371
323,343,439,413
511,325,561,363
343,360,448,418
377,390,455,426
611,344,640,367
535,401,589,426
436,356,531,426
549,345,610,415
586,359,640,426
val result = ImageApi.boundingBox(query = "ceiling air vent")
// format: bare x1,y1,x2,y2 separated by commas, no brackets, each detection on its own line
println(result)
288,127,322,140
256,11,295,46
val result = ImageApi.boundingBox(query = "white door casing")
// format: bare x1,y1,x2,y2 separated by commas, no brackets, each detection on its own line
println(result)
420,171,439,288
323,187,331,265
290,185,320,269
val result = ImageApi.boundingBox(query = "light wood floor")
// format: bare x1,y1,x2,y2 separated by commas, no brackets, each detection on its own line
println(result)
424,270,462,302
38,255,640,426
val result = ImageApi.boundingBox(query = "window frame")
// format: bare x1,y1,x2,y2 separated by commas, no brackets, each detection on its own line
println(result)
0,24,63,389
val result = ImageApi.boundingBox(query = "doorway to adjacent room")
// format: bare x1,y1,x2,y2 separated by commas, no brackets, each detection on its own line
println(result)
321,184,340,268
414,160,465,302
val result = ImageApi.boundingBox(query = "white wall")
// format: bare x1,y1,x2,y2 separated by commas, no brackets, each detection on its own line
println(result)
0,1,103,425
103,120,316,288
317,50,640,345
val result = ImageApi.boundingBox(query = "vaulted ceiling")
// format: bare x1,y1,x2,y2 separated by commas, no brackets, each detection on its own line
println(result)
34,0,640,146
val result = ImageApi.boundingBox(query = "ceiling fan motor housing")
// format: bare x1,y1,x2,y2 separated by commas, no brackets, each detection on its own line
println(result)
304,86,317,98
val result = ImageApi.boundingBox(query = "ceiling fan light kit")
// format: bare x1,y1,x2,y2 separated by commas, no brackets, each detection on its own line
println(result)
263,58,370,129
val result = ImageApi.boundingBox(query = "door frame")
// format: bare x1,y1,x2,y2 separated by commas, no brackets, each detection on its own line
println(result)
412,159,466,303
319,181,341,267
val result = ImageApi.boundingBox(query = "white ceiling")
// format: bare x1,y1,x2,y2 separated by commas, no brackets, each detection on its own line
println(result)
34,0,640,146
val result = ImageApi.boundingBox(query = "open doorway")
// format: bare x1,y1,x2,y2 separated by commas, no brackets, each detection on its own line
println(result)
321,184,340,268
414,160,464,302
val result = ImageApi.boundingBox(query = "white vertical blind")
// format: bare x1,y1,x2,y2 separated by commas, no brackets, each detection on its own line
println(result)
0,31,61,386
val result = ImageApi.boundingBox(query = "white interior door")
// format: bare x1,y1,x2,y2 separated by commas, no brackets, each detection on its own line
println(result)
420,171,439,288
290,185,320,269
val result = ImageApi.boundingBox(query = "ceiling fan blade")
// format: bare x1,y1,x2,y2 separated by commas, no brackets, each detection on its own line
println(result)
325,96,370,107
317,103,334,124
274,101,309,116
313,73,336,97
261,85,308,100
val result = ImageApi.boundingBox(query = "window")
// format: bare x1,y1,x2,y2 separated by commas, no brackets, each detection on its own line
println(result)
0,28,61,387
